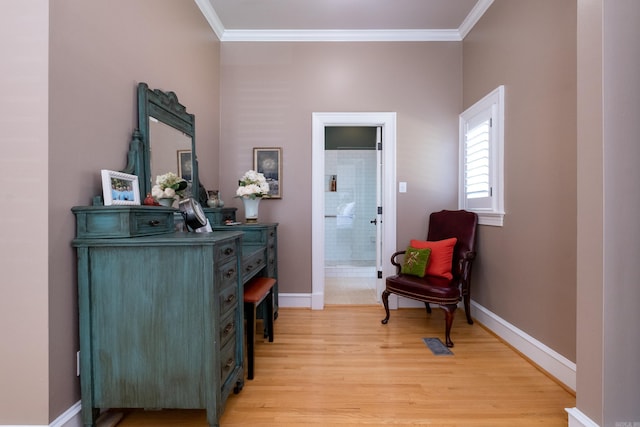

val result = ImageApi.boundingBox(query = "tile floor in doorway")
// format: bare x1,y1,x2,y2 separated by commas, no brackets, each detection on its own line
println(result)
324,266,377,304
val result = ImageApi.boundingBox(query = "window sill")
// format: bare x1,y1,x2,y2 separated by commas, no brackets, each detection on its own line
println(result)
477,211,504,227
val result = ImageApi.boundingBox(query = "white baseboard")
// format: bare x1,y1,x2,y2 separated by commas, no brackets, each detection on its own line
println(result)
566,407,600,427
0,401,82,427
470,301,576,391
280,292,313,308
51,401,81,427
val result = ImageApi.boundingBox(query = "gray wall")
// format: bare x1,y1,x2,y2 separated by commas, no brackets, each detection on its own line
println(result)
463,0,577,361
0,0,220,423
0,1,49,424
219,42,463,297
600,1,640,422
577,0,640,425
3,0,638,425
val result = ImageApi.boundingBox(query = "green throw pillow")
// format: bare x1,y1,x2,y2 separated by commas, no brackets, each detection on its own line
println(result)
401,246,431,277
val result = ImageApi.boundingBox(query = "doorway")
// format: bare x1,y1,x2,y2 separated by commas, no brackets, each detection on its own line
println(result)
311,112,397,309
324,126,378,304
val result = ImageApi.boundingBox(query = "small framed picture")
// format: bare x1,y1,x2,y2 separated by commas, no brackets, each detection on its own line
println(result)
253,147,282,199
177,150,192,181
101,170,141,206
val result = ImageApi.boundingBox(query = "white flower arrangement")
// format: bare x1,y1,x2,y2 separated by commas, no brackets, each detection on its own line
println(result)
236,169,270,199
151,172,187,200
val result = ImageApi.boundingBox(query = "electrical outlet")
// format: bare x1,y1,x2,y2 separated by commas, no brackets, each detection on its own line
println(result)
76,351,80,376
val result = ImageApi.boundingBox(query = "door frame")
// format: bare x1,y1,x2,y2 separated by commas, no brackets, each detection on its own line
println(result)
311,112,397,309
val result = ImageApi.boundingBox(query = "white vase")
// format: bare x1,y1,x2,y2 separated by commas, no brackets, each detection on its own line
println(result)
158,197,175,207
242,197,261,223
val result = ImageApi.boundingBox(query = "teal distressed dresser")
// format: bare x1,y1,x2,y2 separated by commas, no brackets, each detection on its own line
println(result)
200,207,279,313
211,221,279,317
72,205,245,427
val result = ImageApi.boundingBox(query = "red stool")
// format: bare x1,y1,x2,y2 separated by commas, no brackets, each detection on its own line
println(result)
243,277,276,380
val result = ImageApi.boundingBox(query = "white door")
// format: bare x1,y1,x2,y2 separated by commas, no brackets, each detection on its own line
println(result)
374,127,384,293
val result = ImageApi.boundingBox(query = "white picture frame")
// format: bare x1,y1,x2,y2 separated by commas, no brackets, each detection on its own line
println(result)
101,169,141,206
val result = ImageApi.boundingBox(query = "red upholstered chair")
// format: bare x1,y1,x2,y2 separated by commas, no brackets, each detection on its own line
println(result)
381,210,478,347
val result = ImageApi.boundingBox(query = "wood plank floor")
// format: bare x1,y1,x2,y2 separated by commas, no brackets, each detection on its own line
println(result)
113,306,575,426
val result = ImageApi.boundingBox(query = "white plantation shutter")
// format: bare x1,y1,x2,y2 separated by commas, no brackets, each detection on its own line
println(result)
459,86,505,226
464,112,492,207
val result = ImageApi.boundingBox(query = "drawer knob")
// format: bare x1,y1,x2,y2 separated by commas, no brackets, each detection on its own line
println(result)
223,323,233,335
148,220,160,226
224,248,234,255
225,269,235,278
225,294,235,303
224,358,234,369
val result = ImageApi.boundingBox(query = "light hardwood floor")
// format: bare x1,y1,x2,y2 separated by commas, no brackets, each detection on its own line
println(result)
113,306,575,426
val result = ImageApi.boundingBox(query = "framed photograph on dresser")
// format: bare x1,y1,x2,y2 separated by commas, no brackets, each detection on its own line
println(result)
253,147,282,199
100,169,141,206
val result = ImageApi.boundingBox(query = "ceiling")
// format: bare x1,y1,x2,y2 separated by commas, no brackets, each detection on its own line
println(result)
195,0,494,42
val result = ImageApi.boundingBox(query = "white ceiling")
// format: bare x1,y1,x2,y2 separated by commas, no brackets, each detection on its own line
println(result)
195,0,494,42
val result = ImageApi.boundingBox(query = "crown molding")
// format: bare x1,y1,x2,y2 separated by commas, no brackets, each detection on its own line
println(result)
194,0,225,40
458,0,494,39
194,0,493,43
220,29,461,42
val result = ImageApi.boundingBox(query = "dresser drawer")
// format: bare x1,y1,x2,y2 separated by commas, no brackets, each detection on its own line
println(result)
72,206,175,238
219,310,237,349
220,340,237,385
217,240,238,262
219,257,238,286
267,254,277,276
267,228,276,244
217,253,239,327
204,207,237,226
242,247,266,280
240,228,267,245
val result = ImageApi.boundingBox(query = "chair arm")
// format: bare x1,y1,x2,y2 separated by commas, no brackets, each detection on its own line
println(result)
462,251,476,262
456,251,477,285
390,250,406,274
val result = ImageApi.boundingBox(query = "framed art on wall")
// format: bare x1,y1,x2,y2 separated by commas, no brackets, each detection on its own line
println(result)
101,169,141,206
177,150,192,181
253,147,282,199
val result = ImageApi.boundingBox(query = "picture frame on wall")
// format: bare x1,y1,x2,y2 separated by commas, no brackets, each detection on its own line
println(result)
101,169,141,206
253,147,282,199
177,150,192,181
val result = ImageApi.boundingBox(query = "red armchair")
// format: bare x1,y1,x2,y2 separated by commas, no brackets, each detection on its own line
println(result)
381,210,478,347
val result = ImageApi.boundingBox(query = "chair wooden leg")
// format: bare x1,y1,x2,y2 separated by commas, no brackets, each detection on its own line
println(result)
463,293,473,325
424,302,432,314
381,290,391,324
441,304,457,348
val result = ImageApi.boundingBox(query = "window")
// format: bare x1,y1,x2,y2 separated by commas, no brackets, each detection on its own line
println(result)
459,85,505,226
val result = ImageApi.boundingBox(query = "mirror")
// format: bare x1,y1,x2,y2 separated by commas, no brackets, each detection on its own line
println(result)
123,83,199,201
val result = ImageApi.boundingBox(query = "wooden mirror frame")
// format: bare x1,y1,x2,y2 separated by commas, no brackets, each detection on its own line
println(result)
123,83,199,200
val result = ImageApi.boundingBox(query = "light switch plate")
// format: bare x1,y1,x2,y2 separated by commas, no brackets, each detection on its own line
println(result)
399,182,407,193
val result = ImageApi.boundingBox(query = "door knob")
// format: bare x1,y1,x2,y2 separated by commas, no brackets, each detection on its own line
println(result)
370,218,377,225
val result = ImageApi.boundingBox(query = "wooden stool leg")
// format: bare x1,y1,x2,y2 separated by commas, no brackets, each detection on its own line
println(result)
266,289,274,343
245,302,256,380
